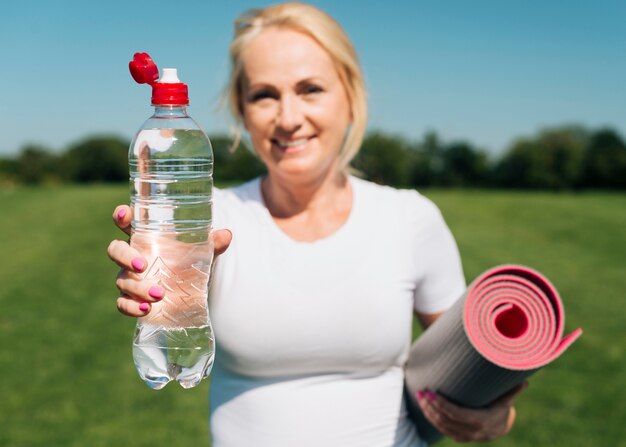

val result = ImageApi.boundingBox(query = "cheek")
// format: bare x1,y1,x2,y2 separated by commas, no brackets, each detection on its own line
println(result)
314,102,351,141
337,97,352,127
324,94,351,129
242,111,266,140
243,104,278,131
242,112,273,160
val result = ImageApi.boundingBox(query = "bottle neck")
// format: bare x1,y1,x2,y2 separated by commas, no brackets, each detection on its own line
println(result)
152,105,188,118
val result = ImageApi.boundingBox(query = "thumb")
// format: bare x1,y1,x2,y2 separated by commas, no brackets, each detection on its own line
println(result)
113,205,132,236
213,229,233,256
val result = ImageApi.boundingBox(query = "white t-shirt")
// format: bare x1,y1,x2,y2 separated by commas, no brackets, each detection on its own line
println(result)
208,176,465,447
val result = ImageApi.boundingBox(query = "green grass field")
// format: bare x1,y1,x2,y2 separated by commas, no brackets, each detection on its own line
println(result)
0,185,624,447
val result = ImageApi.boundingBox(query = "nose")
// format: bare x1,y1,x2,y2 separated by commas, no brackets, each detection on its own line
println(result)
276,94,303,133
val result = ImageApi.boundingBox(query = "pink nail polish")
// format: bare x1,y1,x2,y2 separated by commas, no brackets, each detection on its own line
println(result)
416,390,425,400
131,258,145,272
139,302,150,312
117,208,127,221
148,286,164,300
427,391,437,401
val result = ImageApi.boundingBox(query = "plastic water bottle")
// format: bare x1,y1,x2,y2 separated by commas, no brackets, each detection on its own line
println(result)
127,52,214,389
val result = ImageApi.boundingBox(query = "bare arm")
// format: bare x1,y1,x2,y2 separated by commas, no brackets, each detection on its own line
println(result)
415,311,444,330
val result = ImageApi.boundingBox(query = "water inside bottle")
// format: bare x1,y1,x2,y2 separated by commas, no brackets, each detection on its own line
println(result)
129,128,213,237
133,324,215,389
131,231,214,389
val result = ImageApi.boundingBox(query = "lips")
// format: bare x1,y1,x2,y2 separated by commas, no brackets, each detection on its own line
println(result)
271,136,313,153
275,138,309,148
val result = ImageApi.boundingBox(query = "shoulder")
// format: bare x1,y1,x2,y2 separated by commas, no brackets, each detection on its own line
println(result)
214,177,262,204
351,176,444,229
213,177,264,228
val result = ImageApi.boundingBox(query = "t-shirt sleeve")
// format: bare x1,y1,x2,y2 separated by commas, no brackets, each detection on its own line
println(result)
407,193,466,315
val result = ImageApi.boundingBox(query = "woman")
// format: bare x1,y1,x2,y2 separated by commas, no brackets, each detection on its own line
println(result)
108,3,525,446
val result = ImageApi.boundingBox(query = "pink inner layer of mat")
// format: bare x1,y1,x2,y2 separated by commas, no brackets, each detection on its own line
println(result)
463,265,583,370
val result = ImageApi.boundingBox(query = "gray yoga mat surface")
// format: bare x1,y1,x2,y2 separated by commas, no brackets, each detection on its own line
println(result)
405,265,582,444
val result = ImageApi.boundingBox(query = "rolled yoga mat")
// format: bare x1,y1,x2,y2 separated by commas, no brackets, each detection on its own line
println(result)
405,265,582,444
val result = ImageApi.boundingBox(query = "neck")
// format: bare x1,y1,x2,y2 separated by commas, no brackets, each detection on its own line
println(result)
262,166,348,218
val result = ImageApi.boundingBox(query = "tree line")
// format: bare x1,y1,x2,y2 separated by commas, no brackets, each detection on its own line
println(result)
1,125,625,189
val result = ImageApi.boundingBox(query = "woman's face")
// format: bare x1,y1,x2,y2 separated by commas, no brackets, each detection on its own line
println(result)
240,27,352,183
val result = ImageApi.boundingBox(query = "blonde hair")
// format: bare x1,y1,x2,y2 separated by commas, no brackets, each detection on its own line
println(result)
225,2,368,171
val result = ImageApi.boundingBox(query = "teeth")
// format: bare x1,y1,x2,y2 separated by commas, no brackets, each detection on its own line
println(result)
276,138,308,148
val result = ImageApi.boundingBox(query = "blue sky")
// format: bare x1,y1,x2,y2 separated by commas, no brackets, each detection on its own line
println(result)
2,0,625,156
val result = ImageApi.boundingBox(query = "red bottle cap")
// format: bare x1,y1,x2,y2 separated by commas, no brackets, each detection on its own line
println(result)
129,52,189,105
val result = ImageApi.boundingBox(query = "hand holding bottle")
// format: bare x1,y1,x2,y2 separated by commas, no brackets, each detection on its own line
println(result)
108,204,232,318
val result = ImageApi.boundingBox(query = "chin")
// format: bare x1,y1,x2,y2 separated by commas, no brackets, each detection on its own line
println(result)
272,156,338,182
275,161,317,177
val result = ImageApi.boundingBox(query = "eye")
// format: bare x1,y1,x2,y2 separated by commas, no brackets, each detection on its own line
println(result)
248,89,277,102
300,83,324,95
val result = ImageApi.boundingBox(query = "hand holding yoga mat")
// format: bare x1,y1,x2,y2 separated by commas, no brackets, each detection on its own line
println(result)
405,265,582,444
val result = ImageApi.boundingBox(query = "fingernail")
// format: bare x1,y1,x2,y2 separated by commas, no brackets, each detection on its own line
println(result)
131,258,145,272
427,391,437,401
416,390,425,400
139,302,150,312
148,286,164,300
117,208,127,221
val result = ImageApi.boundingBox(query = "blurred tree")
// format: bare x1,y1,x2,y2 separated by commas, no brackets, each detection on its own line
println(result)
492,138,535,188
0,156,20,184
493,126,587,189
408,131,443,187
352,131,411,187
16,145,60,184
63,136,128,183
440,142,489,187
211,134,266,182
535,126,586,189
582,128,626,189
5,126,623,189
407,150,433,187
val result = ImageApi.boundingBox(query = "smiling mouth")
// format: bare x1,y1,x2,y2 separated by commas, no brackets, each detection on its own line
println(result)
271,137,312,153
273,137,310,148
